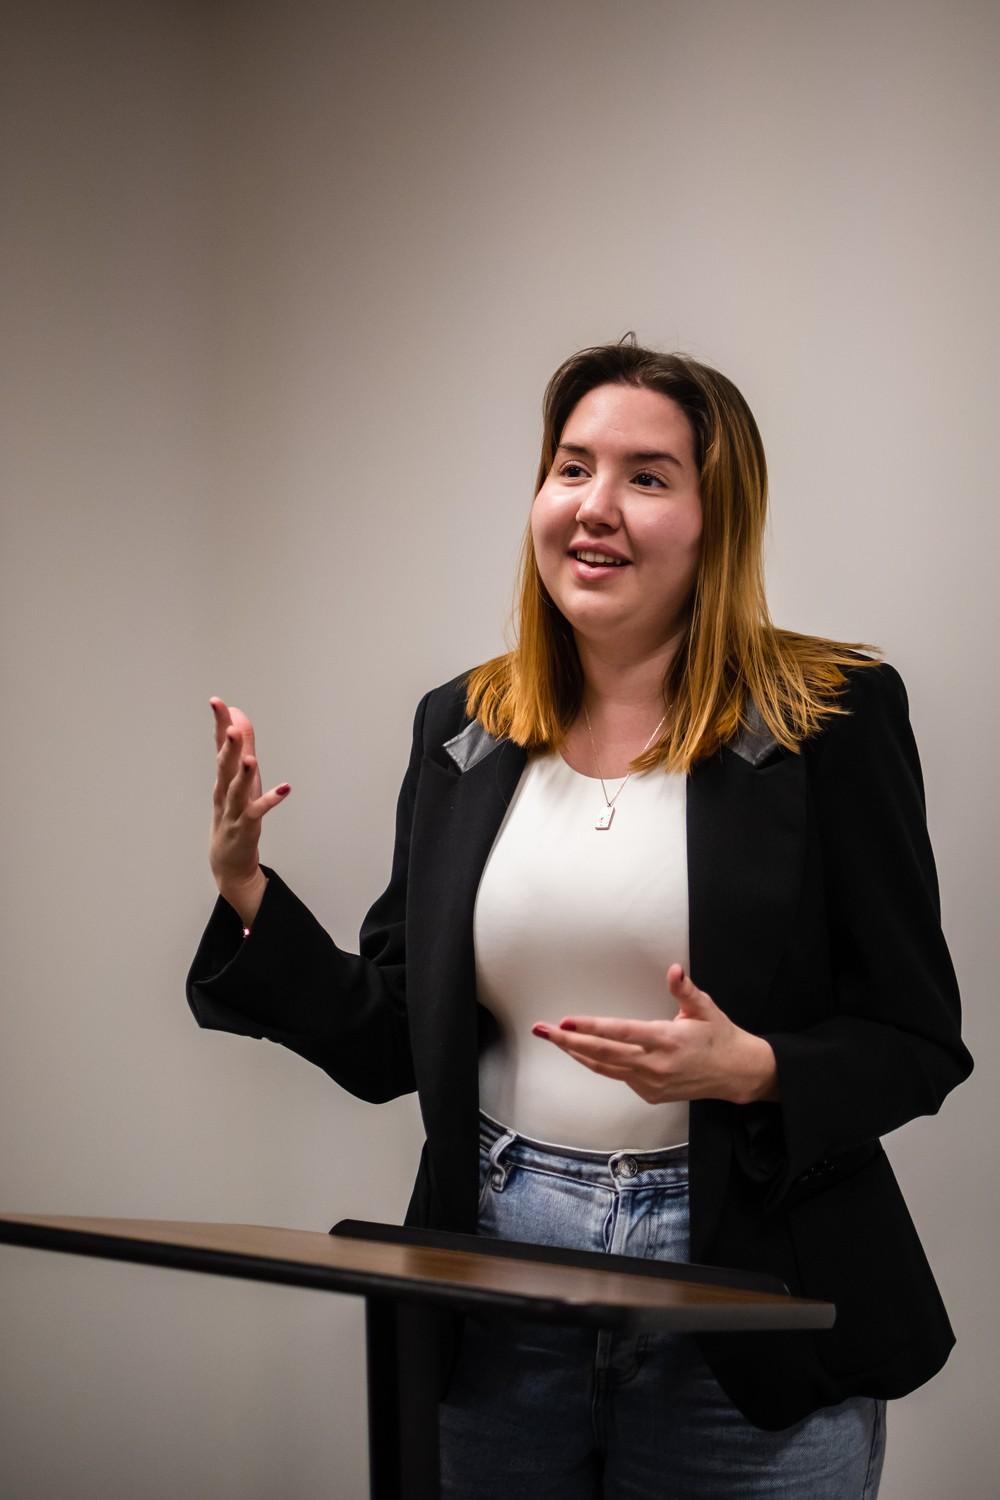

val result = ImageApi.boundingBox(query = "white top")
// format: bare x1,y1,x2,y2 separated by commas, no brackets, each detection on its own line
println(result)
474,749,690,1151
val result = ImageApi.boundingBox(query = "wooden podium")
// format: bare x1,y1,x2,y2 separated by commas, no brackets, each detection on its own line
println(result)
0,1212,834,1499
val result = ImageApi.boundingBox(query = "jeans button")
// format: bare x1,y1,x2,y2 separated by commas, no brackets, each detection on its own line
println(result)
490,1167,505,1190
615,1155,638,1179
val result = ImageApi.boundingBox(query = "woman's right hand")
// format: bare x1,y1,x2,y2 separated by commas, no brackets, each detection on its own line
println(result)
209,697,291,927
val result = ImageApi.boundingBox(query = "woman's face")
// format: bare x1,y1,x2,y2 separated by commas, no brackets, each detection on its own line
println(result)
531,383,703,657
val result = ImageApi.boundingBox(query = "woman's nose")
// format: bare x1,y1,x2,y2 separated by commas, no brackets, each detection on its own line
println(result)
575,477,620,528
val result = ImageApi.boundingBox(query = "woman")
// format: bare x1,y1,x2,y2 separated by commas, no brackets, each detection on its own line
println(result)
188,339,972,1498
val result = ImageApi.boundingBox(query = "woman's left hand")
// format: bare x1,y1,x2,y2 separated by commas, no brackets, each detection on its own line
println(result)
532,964,779,1106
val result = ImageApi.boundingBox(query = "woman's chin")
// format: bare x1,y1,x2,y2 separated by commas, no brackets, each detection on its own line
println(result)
555,598,627,638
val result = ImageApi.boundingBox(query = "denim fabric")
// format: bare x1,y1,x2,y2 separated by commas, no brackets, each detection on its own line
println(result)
438,1114,886,1500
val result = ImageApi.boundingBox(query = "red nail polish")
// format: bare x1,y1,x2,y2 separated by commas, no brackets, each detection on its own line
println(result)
276,784,291,796
560,1020,578,1032
531,1023,550,1038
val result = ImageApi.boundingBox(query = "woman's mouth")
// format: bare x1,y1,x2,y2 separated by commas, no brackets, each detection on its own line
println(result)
568,548,631,579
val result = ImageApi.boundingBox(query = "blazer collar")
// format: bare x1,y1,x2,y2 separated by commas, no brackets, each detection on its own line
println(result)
726,699,781,767
441,719,503,774
440,699,781,773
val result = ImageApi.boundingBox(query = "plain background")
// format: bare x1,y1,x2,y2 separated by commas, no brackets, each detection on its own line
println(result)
1,2,996,1496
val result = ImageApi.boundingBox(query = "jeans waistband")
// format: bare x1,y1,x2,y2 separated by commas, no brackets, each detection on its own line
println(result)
478,1110,689,1189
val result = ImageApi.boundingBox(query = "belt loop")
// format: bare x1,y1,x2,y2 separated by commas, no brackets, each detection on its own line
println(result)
486,1128,516,1193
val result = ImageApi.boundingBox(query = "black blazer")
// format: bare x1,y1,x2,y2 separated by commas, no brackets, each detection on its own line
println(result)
187,660,972,1429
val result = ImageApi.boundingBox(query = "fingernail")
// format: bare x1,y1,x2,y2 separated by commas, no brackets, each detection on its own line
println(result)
531,1023,550,1039
677,966,686,982
559,1020,577,1032
277,784,291,796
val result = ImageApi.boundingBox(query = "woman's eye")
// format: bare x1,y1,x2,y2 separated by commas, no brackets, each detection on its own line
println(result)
555,463,666,487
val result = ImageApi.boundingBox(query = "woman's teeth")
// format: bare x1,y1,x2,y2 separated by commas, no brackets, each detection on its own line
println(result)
574,550,627,566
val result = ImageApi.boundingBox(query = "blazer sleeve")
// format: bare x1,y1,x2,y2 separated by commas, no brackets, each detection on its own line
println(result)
184,690,431,1104
743,662,973,1201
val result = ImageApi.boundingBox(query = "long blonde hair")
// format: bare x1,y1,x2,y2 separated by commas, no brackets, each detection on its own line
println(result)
466,338,879,772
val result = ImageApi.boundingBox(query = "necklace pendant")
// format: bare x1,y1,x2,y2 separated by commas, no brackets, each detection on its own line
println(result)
595,805,616,831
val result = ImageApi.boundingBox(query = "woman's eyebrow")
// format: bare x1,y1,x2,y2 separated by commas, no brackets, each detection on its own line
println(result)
556,441,683,469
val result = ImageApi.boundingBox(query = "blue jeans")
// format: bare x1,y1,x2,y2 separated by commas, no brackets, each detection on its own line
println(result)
438,1114,886,1500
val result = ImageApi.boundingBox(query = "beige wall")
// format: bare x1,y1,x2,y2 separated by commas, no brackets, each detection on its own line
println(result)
1,2,996,1495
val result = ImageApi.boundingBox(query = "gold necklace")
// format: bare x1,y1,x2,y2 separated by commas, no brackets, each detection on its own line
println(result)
583,705,667,831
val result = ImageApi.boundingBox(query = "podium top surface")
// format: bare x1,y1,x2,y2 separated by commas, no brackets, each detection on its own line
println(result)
0,1213,834,1333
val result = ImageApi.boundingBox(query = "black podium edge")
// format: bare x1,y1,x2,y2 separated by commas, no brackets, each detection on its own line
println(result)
330,1218,791,1297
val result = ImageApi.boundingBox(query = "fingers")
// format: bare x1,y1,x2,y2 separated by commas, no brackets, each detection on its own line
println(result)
208,698,289,895
209,699,257,757
667,964,717,1017
532,1020,655,1068
248,782,292,819
531,975,725,1107
667,962,695,996
227,706,257,758
212,724,241,810
210,700,263,811
223,752,291,822
554,1016,655,1046
224,753,259,820
531,1022,635,1073
209,697,233,753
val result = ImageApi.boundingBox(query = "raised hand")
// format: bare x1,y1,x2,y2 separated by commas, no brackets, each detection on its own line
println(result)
531,964,779,1106
209,697,291,926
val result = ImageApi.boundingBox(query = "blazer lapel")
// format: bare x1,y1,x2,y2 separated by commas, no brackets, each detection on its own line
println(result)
686,742,806,1257
406,730,527,1227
